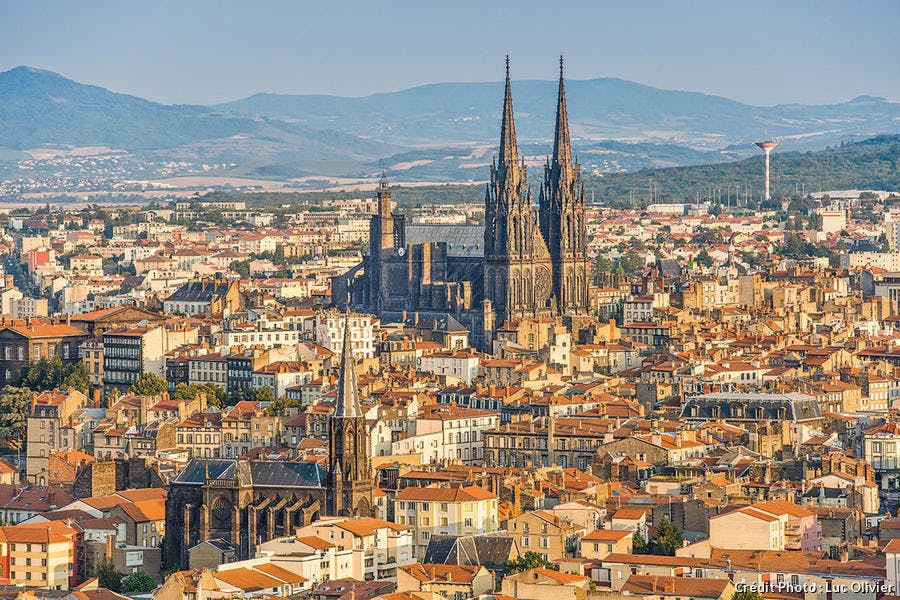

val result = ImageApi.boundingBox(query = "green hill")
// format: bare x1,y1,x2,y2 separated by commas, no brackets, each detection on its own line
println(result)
583,135,900,205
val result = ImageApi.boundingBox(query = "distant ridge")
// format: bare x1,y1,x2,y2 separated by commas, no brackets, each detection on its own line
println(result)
217,77,900,147
0,66,898,181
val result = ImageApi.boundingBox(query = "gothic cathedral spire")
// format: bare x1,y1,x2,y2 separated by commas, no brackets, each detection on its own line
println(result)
552,55,573,182
484,57,554,343
329,313,373,517
499,55,520,182
541,55,590,316
334,314,361,417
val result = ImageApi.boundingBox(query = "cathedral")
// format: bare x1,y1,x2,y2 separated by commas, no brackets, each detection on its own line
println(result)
333,57,590,349
163,316,373,569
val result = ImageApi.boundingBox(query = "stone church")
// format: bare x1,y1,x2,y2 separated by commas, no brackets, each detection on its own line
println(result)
334,57,590,349
163,316,373,569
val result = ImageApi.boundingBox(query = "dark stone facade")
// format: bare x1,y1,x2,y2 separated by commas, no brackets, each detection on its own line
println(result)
163,459,328,569
334,57,590,350
164,316,374,569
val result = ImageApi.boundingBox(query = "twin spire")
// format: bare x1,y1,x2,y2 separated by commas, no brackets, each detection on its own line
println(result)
498,55,573,175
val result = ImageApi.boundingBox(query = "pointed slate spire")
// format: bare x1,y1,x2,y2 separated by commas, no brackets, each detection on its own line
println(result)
334,314,362,418
552,55,572,176
499,55,519,173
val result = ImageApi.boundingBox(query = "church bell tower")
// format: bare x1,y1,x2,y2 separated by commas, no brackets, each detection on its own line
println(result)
328,314,374,517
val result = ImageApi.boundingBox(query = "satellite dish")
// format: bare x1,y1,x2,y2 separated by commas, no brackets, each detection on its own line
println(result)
398,247,406,257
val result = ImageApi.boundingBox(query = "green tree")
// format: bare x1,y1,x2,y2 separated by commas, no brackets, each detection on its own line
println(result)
17,356,88,393
172,382,224,408
252,386,276,405
503,551,556,574
732,589,764,600
631,529,648,554
591,256,614,285
122,571,157,593
648,518,683,556
695,249,713,267
266,395,301,416
130,373,169,396
618,250,645,277
96,559,123,592
63,363,90,394
0,386,35,449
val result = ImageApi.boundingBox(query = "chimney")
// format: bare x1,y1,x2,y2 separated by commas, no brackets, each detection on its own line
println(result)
92,389,101,408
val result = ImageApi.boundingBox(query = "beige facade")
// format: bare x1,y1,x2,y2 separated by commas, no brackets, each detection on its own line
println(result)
394,485,499,558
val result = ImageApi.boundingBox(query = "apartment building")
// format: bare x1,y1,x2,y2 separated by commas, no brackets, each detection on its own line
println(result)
298,516,415,581
26,388,90,484
221,401,282,458
1,521,78,589
0,322,88,387
506,510,586,562
393,485,499,558
392,405,498,465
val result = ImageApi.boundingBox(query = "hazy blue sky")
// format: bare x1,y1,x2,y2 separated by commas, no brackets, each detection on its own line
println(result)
2,0,898,106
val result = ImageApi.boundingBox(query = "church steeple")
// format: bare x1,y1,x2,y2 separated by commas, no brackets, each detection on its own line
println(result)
328,312,373,517
483,56,554,340
552,55,572,178
541,54,590,317
334,314,361,418
499,55,519,174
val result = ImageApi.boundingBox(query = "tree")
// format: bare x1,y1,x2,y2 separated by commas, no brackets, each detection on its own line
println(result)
266,395,301,416
648,518,683,556
631,529,648,554
695,249,713,267
130,373,168,396
503,551,556,574
17,356,88,393
618,250,645,277
63,363,90,394
732,589,764,600
96,559,123,592
122,571,157,593
0,386,35,448
172,382,224,408
591,256,614,285
252,386,276,404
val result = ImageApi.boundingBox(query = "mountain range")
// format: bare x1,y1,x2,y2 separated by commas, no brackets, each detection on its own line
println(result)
1,66,898,182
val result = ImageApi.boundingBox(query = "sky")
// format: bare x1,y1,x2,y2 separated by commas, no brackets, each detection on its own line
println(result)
1,0,898,106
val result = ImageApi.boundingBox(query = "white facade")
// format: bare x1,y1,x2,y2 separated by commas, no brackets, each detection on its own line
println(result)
314,312,376,359
418,351,480,385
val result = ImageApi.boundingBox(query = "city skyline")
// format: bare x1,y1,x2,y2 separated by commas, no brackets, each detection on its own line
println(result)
2,0,898,106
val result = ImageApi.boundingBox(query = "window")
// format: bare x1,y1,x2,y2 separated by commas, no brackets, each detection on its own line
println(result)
33,346,40,360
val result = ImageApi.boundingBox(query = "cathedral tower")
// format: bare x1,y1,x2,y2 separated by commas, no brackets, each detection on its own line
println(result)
540,56,590,315
369,171,396,311
484,57,554,334
329,315,374,517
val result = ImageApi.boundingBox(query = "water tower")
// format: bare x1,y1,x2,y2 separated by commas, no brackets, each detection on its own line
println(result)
755,140,778,201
